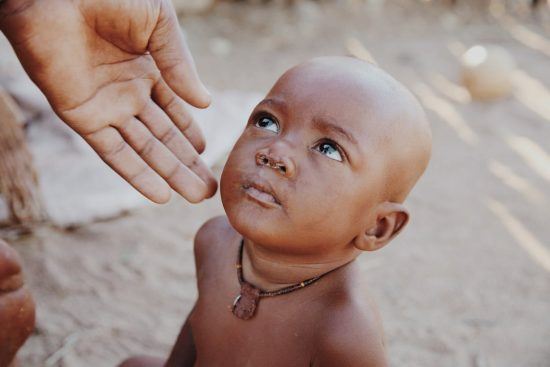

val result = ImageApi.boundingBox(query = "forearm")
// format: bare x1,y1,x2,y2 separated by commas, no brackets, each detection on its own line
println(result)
164,306,197,367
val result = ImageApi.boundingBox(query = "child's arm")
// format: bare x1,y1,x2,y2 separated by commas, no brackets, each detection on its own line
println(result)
311,309,388,367
312,344,387,367
165,216,227,367
164,306,197,367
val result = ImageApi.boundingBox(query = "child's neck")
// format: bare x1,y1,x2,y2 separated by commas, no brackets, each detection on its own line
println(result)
242,238,357,291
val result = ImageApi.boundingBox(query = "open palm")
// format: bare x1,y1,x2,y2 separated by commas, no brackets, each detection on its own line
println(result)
0,0,217,203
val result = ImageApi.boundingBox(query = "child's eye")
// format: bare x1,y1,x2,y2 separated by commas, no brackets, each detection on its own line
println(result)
254,116,279,133
314,141,343,162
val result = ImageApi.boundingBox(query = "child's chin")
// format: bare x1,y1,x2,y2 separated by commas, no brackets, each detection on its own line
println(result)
225,202,285,242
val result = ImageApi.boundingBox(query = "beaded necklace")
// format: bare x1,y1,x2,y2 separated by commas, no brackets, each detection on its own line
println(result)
231,239,350,320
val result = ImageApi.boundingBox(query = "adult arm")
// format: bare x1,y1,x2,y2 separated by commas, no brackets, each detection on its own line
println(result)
0,0,217,204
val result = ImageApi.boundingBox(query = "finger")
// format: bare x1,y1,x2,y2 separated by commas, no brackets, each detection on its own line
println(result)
0,240,22,284
0,287,35,367
116,117,211,203
148,0,211,109
139,101,217,198
84,127,172,204
152,79,206,154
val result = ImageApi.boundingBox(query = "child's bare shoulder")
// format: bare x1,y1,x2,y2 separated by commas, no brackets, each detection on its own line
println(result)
312,294,387,367
193,216,236,269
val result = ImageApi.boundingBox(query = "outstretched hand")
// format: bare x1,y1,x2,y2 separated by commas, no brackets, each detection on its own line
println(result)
0,0,217,203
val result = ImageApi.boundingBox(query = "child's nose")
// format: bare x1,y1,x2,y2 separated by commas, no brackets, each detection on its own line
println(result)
255,149,296,178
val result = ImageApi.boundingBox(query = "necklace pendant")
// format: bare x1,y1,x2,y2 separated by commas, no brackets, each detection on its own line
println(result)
232,282,261,320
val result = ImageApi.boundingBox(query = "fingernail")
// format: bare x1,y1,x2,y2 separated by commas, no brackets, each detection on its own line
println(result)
200,83,212,107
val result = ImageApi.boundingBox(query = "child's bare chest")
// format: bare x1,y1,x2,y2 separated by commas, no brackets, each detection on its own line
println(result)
190,264,320,367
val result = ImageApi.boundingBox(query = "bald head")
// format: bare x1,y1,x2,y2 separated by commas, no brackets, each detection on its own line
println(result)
222,56,431,252
273,56,432,203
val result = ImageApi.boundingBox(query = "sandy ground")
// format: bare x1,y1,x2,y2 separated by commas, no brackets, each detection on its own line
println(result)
2,1,550,366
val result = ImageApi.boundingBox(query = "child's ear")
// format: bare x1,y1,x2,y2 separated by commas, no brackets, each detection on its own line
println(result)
353,202,409,252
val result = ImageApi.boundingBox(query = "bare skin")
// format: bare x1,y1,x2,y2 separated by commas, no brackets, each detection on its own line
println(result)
0,0,217,364
0,0,217,204
0,240,35,367
120,57,432,366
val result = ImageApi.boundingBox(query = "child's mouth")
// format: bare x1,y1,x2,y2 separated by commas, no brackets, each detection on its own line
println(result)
242,183,281,208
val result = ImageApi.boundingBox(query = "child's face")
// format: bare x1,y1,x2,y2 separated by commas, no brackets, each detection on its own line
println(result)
220,58,430,257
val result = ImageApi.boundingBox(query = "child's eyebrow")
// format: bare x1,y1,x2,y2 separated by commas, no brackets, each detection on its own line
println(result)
256,98,287,114
312,117,358,146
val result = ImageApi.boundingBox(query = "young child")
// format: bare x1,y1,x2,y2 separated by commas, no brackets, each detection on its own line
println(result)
120,56,432,367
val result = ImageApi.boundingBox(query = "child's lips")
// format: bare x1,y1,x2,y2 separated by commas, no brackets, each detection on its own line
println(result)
242,182,281,208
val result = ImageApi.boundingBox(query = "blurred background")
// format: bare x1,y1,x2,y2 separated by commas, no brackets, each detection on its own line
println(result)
0,0,549,366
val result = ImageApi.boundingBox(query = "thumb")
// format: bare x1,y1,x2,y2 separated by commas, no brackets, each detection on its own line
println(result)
148,0,211,109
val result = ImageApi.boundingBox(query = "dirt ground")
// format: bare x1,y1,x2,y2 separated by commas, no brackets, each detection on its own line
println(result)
5,1,550,366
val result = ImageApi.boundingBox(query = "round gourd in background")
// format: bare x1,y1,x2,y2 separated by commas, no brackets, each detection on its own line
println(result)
460,45,516,101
